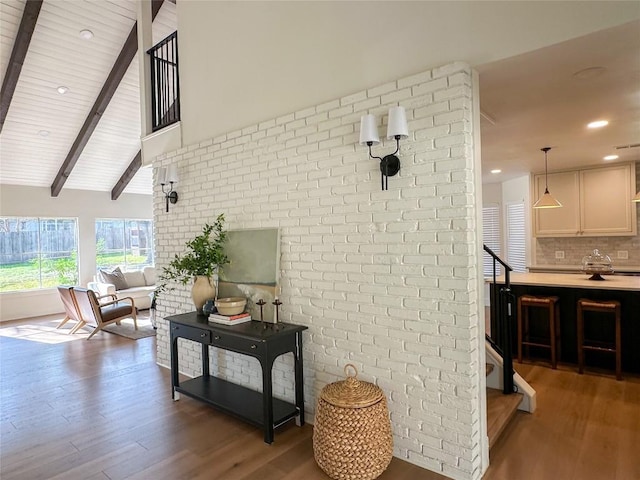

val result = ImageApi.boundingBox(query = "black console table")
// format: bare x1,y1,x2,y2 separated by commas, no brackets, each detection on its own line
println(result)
167,312,307,444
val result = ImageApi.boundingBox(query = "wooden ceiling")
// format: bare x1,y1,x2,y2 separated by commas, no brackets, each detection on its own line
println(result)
0,0,176,197
1,2,637,197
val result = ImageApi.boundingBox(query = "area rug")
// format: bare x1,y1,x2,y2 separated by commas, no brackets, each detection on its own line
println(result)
102,315,156,340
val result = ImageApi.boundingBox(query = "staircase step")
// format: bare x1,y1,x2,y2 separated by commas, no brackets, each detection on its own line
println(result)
486,363,495,376
487,387,523,449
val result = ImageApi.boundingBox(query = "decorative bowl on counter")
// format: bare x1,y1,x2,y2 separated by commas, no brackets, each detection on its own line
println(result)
214,297,247,315
581,249,613,280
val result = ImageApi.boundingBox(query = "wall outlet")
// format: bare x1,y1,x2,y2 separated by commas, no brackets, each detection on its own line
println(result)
555,251,565,259
617,250,629,260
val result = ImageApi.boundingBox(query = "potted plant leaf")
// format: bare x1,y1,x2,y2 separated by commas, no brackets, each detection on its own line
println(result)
159,213,229,314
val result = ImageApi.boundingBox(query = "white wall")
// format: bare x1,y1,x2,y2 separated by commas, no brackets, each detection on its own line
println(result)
0,185,152,321
177,1,638,146
482,183,502,206
155,63,487,480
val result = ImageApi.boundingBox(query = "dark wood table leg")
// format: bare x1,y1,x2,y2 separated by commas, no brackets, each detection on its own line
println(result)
261,357,275,444
294,331,305,426
170,326,180,400
202,343,209,377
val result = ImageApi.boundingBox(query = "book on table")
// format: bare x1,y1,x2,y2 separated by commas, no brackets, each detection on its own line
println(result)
209,312,252,325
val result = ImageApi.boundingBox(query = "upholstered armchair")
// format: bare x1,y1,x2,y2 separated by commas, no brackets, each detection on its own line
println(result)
72,287,137,340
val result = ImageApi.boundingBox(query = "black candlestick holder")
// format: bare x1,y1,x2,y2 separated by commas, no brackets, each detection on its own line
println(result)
256,299,266,323
272,298,282,326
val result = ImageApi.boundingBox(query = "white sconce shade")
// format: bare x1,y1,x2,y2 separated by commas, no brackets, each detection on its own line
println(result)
156,167,167,186
359,114,380,145
387,106,408,139
166,164,179,183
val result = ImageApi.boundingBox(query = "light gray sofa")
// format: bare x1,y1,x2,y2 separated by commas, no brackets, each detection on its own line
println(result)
88,266,156,310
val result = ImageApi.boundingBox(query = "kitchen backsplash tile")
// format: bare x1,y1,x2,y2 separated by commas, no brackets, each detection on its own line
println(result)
535,162,640,268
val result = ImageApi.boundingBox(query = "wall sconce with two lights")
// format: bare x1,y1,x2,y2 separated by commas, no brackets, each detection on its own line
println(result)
156,165,178,212
359,106,409,190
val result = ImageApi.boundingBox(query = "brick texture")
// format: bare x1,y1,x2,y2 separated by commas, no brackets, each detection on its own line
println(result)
154,62,484,480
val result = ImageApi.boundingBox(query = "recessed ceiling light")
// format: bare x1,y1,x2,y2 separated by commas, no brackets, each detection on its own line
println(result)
38,130,50,137
603,155,619,161
587,120,608,129
57,86,69,94
79,29,94,40
490,169,502,174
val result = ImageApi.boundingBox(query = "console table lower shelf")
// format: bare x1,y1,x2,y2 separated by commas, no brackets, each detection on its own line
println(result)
168,312,308,444
175,376,299,429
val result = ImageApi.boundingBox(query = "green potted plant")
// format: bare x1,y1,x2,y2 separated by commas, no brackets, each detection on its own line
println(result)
159,213,229,313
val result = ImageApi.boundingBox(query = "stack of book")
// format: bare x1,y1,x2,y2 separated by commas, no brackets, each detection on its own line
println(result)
209,312,252,325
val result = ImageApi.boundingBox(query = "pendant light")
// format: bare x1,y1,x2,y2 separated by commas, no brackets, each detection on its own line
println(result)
533,147,562,209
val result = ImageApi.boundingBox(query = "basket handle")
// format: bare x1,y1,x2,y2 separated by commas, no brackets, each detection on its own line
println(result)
344,363,358,379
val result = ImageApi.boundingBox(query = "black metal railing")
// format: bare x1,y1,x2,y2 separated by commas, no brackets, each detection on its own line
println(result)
484,244,515,395
147,31,180,131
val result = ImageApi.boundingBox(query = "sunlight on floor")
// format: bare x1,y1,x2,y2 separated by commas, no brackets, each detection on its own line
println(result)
0,313,153,344
0,318,89,344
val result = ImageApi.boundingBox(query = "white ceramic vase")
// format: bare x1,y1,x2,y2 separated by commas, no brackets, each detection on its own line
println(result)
191,276,216,314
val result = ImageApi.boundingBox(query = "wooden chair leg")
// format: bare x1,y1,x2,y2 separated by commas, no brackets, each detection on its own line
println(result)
69,320,86,334
56,315,71,329
86,325,103,340
132,310,138,331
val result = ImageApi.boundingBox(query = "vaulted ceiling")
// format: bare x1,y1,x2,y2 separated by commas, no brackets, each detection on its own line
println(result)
0,2,638,196
0,0,176,197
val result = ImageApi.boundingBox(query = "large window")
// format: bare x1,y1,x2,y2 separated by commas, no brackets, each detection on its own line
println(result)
0,217,78,292
95,219,154,271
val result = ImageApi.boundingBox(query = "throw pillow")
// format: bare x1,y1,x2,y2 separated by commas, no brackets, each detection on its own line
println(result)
98,267,129,291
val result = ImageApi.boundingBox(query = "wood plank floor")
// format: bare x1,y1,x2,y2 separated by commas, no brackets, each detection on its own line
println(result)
0,315,446,480
487,361,640,480
2,315,639,479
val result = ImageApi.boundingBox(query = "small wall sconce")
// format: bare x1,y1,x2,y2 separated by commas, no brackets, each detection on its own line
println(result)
157,165,178,212
359,106,409,190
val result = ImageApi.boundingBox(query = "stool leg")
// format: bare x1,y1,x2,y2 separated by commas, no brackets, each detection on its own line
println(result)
517,299,523,364
555,302,561,364
615,305,622,381
577,302,584,375
549,302,557,369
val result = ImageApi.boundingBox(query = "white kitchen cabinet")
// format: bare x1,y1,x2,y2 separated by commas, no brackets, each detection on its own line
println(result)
533,163,637,237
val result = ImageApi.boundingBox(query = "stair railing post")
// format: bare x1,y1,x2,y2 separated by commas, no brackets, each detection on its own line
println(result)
483,244,515,395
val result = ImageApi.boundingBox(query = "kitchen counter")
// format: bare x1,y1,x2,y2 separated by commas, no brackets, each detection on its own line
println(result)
488,272,640,373
528,265,640,275
489,272,640,291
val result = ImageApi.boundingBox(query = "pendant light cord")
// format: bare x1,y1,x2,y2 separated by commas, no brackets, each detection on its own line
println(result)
542,147,551,194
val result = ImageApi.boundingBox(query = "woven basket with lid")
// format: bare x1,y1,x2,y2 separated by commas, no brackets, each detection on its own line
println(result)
313,364,393,480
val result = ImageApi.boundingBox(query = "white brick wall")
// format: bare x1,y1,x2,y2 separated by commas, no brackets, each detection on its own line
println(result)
154,62,484,480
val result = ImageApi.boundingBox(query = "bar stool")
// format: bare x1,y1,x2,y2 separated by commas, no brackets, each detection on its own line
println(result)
517,295,560,368
577,299,622,381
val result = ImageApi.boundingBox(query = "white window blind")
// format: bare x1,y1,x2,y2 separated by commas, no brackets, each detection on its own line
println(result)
483,205,501,277
506,202,526,273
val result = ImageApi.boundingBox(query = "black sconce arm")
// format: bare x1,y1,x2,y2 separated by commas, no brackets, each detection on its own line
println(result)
161,182,179,212
368,136,401,190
